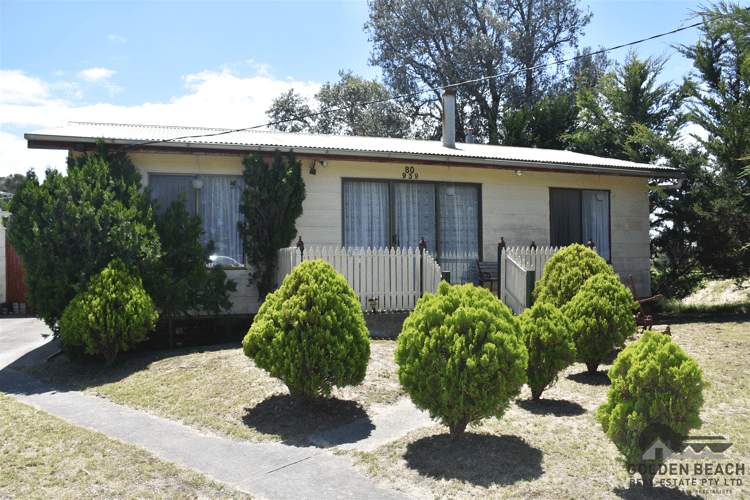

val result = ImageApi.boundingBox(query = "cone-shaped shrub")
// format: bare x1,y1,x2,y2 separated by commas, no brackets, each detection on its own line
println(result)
395,282,528,442
243,259,370,405
563,273,637,373
534,243,615,308
519,302,576,400
598,330,706,488
59,259,158,365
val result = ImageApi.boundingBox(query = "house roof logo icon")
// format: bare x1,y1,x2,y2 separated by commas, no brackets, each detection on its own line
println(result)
642,438,675,460
639,423,732,461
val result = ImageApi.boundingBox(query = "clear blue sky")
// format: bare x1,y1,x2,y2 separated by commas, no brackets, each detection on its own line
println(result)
1,0,704,179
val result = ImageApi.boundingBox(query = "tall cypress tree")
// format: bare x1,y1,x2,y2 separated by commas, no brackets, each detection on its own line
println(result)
237,150,306,301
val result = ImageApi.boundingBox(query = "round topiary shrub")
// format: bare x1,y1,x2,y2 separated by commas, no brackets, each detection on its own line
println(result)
59,259,158,365
243,259,370,405
597,330,707,488
562,273,637,373
395,282,528,442
534,243,615,308
519,302,576,400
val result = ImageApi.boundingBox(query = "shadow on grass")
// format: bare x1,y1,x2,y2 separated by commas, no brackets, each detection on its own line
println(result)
17,343,240,392
567,370,611,386
517,398,586,416
403,432,543,487
242,394,371,446
653,311,750,326
614,483,706,499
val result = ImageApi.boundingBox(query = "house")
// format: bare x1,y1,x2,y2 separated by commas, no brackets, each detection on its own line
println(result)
24,92,683,314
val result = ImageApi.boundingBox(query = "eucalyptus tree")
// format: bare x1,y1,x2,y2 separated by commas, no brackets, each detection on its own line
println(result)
365,0,592,142
267,70,411,138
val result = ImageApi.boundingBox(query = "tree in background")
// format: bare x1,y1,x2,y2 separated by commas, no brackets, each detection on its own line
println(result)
268,70,411,138
494,92,579,149
567,50,685,162
0,174,27,195
365,0,592,142
677,1,750,279
237,150,306,302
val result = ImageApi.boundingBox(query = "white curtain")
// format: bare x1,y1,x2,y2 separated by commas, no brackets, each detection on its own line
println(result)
198,175,245,264
150,175,196,217
394,183,436,252
439,185,479,284
582,190,610,262
343,181,389,249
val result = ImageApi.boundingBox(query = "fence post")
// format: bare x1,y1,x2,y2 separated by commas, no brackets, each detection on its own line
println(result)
525,269,536,308
419,237,426,297
498,237,505,296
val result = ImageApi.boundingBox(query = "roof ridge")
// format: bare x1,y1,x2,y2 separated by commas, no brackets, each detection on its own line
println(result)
67,121,234,132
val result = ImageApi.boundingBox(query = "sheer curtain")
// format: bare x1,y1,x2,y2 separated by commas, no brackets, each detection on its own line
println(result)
150,175,196,217
439,185,479,284
198,175,245,265
582,190,610,262
343,181,389,249
394,183,436,252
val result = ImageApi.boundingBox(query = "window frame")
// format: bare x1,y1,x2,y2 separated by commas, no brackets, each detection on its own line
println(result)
341,177,483,262
548,186,612,263
148,172,246,269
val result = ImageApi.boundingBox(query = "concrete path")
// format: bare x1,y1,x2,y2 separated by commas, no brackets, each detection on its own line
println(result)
0,318,431,499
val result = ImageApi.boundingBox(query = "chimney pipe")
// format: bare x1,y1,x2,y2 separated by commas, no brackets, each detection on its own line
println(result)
442,89,456,148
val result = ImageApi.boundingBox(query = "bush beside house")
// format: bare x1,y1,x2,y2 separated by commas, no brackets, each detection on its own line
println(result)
59,259,158,365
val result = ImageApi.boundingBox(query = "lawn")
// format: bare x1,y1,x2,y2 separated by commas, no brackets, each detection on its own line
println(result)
0,393,251,499
18,314,750,500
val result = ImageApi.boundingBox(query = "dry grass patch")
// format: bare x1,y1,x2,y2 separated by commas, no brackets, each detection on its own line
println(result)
348,315,750,500
0,393,249,499
20,340,403,445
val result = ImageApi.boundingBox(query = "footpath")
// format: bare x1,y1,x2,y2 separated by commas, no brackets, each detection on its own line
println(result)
0,318,432,500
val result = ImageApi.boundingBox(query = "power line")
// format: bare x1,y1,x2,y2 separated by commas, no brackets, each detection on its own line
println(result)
125,19,703,149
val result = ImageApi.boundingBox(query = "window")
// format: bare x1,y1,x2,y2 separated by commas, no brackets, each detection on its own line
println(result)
150,174,245,266
549,188,610,261
343,179,481,283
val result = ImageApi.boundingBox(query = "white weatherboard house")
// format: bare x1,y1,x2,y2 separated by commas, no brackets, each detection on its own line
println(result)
25,94,682,315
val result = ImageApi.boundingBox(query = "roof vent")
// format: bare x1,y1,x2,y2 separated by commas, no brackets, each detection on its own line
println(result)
466,128,474,144
442,89,456,148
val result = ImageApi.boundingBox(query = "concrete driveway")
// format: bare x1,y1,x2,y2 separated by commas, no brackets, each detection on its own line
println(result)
0,316,57,369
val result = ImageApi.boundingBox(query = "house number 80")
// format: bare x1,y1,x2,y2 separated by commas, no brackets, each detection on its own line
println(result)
402,166,419,179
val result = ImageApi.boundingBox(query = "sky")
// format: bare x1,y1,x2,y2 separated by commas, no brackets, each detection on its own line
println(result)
1,0,707,180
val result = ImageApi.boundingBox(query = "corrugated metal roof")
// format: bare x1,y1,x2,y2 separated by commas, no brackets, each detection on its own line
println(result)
25,121,682,177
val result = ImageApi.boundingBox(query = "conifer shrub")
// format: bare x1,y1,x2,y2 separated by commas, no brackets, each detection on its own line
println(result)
58,259,158,365
519,302,576,400
598,330,707,488
243,259,370,405
534,243,615,308
395,282,528,442
563,273,637,373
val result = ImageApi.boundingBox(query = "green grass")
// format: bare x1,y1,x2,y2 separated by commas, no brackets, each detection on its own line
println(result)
0,393,251,499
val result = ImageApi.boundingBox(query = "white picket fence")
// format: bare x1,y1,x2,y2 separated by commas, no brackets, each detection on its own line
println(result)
499,246,562,314
277,246,443,312
437,251,479,286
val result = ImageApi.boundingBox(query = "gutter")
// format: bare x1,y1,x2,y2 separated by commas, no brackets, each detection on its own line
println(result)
25,134,685,180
